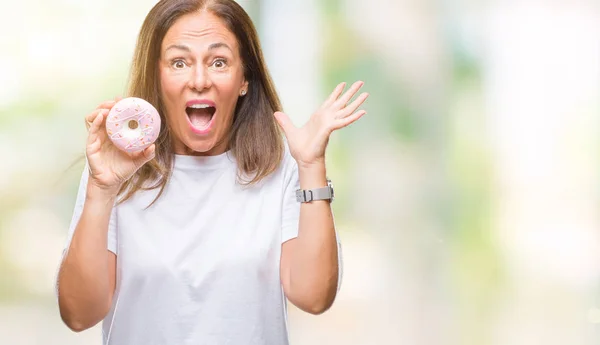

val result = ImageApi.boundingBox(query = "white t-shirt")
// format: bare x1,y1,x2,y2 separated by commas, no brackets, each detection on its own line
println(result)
60,148,342,345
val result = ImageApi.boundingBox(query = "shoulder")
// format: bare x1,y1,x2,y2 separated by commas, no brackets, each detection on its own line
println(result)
253,140,297,188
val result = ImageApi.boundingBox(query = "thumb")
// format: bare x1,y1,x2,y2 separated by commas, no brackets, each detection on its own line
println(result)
274,111,296,136
132,144,156,168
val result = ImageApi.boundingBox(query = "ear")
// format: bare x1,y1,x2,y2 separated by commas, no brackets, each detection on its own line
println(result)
241,79,249,93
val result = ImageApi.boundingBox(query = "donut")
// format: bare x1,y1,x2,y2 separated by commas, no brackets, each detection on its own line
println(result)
105,97,161,152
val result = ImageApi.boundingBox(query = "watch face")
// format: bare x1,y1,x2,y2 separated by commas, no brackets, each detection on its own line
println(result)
328,180,335,201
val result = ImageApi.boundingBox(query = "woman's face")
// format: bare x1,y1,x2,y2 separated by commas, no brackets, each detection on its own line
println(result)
159,11,248,156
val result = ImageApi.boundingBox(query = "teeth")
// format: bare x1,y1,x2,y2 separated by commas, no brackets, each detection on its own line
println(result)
188,104,212,109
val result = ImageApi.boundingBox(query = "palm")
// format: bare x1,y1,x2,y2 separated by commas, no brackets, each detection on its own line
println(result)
285,113,330,166
275,81,369,167
87,139,142,186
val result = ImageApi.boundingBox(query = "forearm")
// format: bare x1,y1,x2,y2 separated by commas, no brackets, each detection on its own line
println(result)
278,79,366,313
288,163,339,311
58,183,115,330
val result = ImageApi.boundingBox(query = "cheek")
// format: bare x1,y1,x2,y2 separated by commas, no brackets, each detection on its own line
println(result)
213,75,235,90
213,69,244,95
159,70,186,129
160,69,187,102
159,71,173,103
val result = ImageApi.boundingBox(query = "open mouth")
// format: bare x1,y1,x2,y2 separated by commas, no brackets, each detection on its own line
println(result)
186,104,216,133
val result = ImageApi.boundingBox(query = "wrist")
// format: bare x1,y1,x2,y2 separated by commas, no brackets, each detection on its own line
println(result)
86,180,120,202
297,161,327,190
296,156,325,171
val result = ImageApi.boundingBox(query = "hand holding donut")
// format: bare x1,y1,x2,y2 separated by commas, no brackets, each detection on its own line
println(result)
85,97,160,195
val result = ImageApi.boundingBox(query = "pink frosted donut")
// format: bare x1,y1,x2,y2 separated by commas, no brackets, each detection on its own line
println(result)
105,97,161,152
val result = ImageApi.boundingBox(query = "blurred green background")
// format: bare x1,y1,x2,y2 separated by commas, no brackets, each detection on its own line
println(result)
1,0,600,344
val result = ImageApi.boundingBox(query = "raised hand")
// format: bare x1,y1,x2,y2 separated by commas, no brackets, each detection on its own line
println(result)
274,81,369,168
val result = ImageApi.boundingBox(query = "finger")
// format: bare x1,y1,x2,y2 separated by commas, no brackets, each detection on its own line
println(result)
85,112,95,130
334,81,364,109
274,111,297,137
132,144,156,168
87,111,104,146
323,82,346,107
334,110,367,130
87,137,102,156
96,99,118,110
338,92,369,118
85,108,108,128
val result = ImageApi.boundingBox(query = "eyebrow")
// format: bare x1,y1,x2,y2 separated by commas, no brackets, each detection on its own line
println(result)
164,42,233,53
207,42,232,52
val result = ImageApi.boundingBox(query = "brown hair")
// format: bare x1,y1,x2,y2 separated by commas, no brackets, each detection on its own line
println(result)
119,0,284,205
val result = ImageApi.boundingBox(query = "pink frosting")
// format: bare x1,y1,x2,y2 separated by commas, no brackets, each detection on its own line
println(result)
105,97,161,152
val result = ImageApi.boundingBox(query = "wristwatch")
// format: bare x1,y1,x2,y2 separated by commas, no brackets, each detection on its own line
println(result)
296,179,335,203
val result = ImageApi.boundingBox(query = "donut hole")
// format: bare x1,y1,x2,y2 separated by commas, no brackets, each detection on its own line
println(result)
128,120,139,130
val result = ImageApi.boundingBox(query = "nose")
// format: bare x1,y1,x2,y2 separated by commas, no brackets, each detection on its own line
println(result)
188,65,212,92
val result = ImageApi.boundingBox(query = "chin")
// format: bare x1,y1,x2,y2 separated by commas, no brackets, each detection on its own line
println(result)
182,138,215,154
180,132,229,155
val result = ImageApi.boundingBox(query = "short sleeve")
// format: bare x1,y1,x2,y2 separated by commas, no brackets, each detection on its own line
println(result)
281,154,301,244
62,162,118,256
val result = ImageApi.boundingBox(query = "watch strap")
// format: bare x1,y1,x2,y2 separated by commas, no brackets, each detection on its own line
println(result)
296,185,333,203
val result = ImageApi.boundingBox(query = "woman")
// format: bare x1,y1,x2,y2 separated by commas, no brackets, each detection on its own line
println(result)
56,0,368,344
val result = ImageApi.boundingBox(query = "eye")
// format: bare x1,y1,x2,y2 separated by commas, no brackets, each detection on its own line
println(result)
171,59,187,69
212,58,227,69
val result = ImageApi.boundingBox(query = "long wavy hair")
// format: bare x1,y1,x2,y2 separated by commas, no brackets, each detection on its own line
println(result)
118,0,284,205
